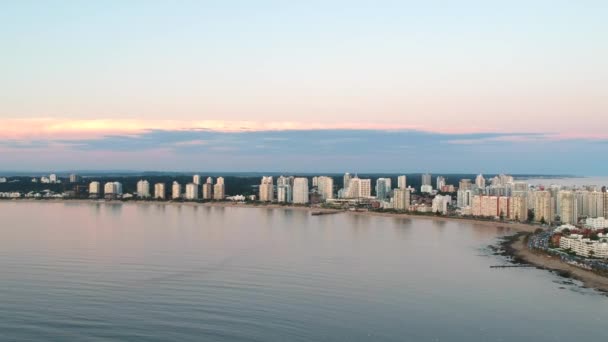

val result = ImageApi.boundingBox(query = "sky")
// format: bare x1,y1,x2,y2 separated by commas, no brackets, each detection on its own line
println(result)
1,1,607,174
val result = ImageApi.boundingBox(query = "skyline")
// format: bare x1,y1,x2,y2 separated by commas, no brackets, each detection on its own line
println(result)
1,1,607,174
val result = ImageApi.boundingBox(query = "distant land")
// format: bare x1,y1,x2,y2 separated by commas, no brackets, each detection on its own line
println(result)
0,170,579,178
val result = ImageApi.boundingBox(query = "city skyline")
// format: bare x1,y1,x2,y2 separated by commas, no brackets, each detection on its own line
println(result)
2,1,607,174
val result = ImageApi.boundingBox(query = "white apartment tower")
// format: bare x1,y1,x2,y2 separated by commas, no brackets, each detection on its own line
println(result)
193,174,201,185
317,176,334,200
172,181,182,200
136,180,151,198
214,177,225,200
259,176,274,202
559,191,578,225
292,177,309,204
397,175,407,189
154,183,166,199
393,188,411,211
185,183,199,200
535,191,553,224
475,174,486,189
89,181,100,198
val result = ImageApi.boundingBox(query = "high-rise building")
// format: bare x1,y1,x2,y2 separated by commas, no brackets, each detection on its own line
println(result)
202,183,213,200
89,181,100,198
475,174,486,189
104,182,115,196
312,176,319,187
603,190,608,219
509,195,528,222
343,173,352,193
136,180,150,198
317,176,334,200
375,178,390,200
69,174,80,183
259,176,274,202
393,188,411,211
277,184,292,203
49,174,58,183
346,177,371,198
436,176,446,190
459,179,473,191
534,191,553,224
292,177,309,204
432,195,451,214
471,195,509,217
154,183,166,199
397,175,407,189
422,173,432,186
185,183,199,200
456,189,474,208
559,191,578,225
213,177,225,200
193,174,201,185
103,181,122,199
172,181,182,200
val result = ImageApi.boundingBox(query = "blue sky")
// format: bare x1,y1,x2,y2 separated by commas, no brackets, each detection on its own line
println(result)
1,1,607,174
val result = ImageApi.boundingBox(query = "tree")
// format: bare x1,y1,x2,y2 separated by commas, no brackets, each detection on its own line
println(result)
540,217,546,225
588,250,595,258
527,209,534,223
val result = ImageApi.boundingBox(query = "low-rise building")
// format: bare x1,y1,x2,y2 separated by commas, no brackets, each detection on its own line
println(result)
584,217,608,230
559,234,608,258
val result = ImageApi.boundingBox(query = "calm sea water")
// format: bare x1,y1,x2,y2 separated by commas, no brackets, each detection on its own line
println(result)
0,202,606,341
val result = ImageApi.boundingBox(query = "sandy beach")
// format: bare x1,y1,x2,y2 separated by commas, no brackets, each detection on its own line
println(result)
510,234,608,293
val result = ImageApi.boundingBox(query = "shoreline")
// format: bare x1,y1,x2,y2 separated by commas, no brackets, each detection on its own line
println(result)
3,198,541,233
505,234,608,294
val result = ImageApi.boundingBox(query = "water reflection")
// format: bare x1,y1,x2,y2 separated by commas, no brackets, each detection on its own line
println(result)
1,202,607,342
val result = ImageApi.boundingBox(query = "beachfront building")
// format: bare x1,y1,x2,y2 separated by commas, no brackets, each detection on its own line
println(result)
202,182,213,200
317,176,334,200
213,177,225,200
185,183,199,200
375,178,390,200
345,177,371,198
585,217,608,230
343,173,352,193
136,180,150,198
559,191,578,225
277,184,292,203
103,181,122,199
154,183,166,199
432,195,451,214
534,191,554,224
472,195,510,218
193,174,201,185
292,177,309,204
393,188,411,211
259,176,274,202
89,181,100,198
172,181,182,200
559,234,608,258
509,195,528,222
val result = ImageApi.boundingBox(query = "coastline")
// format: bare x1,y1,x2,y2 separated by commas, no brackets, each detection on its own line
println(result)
3,198,540,233
507,234,608,293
